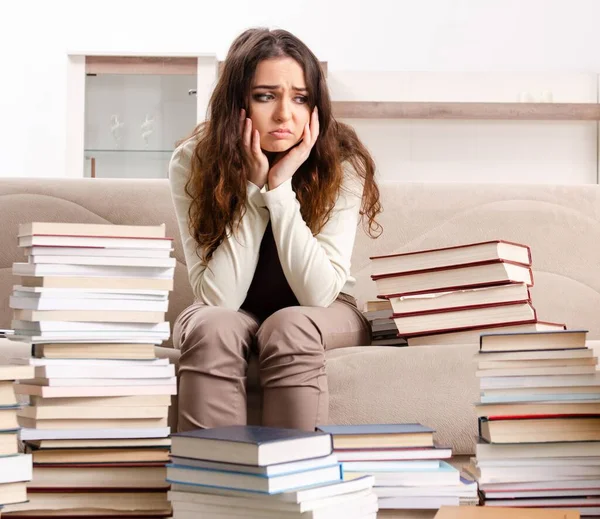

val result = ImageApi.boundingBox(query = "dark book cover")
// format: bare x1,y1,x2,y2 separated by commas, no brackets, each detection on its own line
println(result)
317,424,434,435
479,328,588,351
171,425,330,445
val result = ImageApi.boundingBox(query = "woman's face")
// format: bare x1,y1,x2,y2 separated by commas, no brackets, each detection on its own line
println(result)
248,57,312,153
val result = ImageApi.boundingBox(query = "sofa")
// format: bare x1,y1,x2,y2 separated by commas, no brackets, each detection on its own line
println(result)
1,178,599,467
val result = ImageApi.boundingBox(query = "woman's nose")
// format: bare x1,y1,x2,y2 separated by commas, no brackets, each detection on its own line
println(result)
274,100,292,122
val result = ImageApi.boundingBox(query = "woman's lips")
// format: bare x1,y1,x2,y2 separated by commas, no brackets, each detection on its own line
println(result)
269,130,293,139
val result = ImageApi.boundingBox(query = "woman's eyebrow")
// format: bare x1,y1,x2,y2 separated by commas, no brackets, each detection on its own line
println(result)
252,84,308,92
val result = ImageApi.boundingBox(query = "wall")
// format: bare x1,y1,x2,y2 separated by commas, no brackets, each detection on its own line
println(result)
2,0,600,180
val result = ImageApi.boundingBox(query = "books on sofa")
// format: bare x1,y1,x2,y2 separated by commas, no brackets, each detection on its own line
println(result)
370,241,531,278
317,424,435,449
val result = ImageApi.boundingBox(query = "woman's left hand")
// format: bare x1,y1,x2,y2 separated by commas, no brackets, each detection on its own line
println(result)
268,107,319,190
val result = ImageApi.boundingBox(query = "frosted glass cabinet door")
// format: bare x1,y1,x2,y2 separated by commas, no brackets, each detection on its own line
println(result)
83,57,201,179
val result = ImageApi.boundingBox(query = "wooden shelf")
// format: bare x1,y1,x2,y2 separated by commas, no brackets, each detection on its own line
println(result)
332,101,600,120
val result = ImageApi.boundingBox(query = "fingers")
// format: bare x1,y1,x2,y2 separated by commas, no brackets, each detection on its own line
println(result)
311,106,320,145
239,108,246,136
243,117,252,149
251,129,262,157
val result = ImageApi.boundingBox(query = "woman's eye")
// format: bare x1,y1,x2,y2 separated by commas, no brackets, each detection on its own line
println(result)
295,96,308,104
254,94,273,102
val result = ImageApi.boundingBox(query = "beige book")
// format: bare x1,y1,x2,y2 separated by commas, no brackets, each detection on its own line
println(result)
476,400,600,417
476,365,597,377
0,381,17,406
477,357,597,369
483,386,600,397
331,432,434,450
0,408,18,430
17,416,168,430
18,222,166,239
21,275,174,291
29,394,172,407
2,490,170,514
29,447,171,464
481,417,600,444
0,365,35,382
25,437,171,449
0,432,19,456
34,343,157,360
13,309,165,323
0,482,27,508
14,383,176,398
30,465,168,489
435,505,579,519
476,348,594,362
18,405,169,420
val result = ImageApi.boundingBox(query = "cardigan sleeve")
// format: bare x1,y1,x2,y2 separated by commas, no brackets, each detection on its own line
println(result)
262,163,364,307
168,138,270,309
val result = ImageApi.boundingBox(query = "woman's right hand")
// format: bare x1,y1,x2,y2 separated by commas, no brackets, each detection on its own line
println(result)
241,109,269,189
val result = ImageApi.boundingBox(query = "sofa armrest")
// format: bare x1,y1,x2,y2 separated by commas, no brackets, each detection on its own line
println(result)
325,344,480,456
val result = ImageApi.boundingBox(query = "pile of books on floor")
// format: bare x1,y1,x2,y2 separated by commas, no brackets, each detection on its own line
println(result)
362,300,406,346
466,328,600,517
2,222,177,517
166,425,378,518
0,364,34,515
317,423,478,512
370,240,566,346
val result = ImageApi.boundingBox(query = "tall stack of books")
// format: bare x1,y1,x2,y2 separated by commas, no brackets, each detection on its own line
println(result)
317,424,478,512
3,222,176,518
0,364,34,515
466,329,600,517
370,240,566,346
166,425,379,518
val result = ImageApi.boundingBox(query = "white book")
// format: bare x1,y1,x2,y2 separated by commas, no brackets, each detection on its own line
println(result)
12,320,170,332
13,262,174,279
24,246,173,258
480,373,600,389
19,235,173,249
13,286,169,299
0,454,32,485
10,335,166,344
18,222,167,238
167,487,373,513
169,454,339,477
19,426,171,441
378,495,458,510
170,475,375,503
28,255,176,268
166,464,342,494
28,377,177,387
171,492,378,518
30,364,175,379
13,308,166,324
10,295,169,312
13,357,169,367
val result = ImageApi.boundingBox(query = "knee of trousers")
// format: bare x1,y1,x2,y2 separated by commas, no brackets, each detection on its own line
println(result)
174,304,258,359
256,307,325,368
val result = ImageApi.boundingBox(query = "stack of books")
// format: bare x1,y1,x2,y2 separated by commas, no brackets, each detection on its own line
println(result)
0,364,34,515
317,424,478,512
166,425,379,518
370,240,566,346
362,300,406,346
3,222,176,517
466,329,600,517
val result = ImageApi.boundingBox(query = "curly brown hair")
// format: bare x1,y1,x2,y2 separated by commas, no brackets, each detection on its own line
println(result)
181,28,382,263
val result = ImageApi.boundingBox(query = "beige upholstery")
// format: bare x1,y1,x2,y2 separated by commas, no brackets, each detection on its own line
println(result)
1,179,599,456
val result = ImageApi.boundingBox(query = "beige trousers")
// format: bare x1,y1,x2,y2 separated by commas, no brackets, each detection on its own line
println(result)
173,294,371,432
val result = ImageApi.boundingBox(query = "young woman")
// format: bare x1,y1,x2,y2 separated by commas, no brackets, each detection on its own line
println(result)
169,27,382,433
